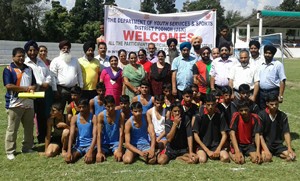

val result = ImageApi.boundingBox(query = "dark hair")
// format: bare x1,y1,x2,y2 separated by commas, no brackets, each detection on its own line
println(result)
118,49,127,56
236,100,249,110
157,50,166,57
191,84,198,90
222,86,232,95
104,95,115,105
138,49,147,56
12,47,25,57
211,89,222,97
239,49,249,57
78,98,89,107
130,101,143,110
38,45,47,51
109,55,118,62
97,42,107,48
120,95,130,103
51,102,63,111
204,93,216,103
140,80,149,87
182,87,193,95
266,93,278,102
162,83,172,90
238,84,250,93
96,82,106,90
148,42,156,48
154,95,165,102
220,25,229,31
128,51,137,59
170,101,183,113
70,86,81,94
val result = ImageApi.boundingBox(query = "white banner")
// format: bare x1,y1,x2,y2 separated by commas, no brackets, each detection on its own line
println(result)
104,5,216,55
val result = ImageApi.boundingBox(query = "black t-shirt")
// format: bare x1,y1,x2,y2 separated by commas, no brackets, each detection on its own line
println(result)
231,98,260,116
217,103,231,126
165,116,192,150
182,103,198,121
258,109,290,146
193,111,229,148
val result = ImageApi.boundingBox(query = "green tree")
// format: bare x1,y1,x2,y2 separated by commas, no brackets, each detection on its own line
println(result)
42,1,75,41
182,0,225,28
141,0,156,13
155,0,177,14
79,21,100,42
224,10,243,27
279,0,300,11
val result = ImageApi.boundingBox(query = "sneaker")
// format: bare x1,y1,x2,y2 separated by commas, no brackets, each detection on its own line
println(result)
21,149,35,153
7,154,15,160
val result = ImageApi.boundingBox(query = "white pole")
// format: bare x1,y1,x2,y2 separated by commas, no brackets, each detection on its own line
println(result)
257,12,263,44
280,33,284,63
247,23,250,43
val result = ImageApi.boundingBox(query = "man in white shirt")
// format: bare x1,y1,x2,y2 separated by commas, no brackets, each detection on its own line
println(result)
228,49,259,102
50,40,83,110
24,40,52,143
249,40,265,70
148,43,158,63
95,42,110,69
165,38,180,65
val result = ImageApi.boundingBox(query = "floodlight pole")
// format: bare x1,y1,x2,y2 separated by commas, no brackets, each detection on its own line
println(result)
257,11,262,44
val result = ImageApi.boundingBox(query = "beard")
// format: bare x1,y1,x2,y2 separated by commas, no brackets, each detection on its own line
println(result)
193,45,201,51
168,49,179,62
60,51,72,63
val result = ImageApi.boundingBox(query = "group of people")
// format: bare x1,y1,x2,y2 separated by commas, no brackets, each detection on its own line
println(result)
2,25,296,164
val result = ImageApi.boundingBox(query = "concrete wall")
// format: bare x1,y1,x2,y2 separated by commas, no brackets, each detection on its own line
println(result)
0,40,86,65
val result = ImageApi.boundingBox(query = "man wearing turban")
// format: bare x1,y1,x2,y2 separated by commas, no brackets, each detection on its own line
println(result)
165,38,180,65
24,40,52,144
190,36,203,60
249,40,265,70
50,40,83,111
258,45,286,109
171,41,197,99
78,41,101,100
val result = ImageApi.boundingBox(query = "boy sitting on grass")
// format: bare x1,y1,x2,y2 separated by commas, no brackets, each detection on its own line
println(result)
122,102,157,164
116,95,131,121
89,82,106,116
96,95,125,162
158,101,198,165
229,100,262,164
65,99,97,164
132,80,154,116
259,94,296,162
45,103,69,157
193,94,230,163
66,86,81,122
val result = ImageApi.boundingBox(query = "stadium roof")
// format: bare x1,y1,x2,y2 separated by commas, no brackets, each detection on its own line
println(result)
232,10,300,28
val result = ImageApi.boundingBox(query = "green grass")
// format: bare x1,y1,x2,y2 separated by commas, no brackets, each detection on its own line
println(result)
0,59,300,180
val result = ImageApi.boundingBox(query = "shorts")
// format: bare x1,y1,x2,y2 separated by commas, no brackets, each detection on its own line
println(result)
230,144,256,156
164,145,188,160
50,136,62,148
155,133,167,141
72,145,96,156
267,144,288,156
134,144,151,152
102,143,120,155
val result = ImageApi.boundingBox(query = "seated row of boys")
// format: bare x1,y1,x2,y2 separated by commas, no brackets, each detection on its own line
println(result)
44,80,296,164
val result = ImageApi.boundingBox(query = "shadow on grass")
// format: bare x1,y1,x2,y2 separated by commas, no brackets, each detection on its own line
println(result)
34,144,45,152
290,132,299,141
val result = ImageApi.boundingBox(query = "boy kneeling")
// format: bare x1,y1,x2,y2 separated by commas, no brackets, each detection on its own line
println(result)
259,94,296,162
123,102,157,164
229,100,262,164
65,99,97,164
193,94,230,163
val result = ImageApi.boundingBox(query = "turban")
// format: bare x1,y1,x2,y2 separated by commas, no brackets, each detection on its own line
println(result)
249,40,260,49
218,42,231,52
190,36,203,44
264,45,277,55
179,42,192,51
59,40,71,50
166,38,178,47
83,41,95,53
199,46,212,55
24,40,38,52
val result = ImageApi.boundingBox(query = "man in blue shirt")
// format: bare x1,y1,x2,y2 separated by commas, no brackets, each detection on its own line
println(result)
171,41,197,99
258,45,286,109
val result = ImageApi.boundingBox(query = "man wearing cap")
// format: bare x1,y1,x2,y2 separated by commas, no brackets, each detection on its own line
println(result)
258,45,286,109
190,36,203,60
165,38,180,65
210,43,237,92
24,40,52,144
228,49,259,102
50,40,83,110
192,46,213,99
249,40,265,70
78,41,101,100
171,41,197,99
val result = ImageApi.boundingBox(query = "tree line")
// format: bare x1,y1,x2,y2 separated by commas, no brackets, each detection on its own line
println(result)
0,0,297,43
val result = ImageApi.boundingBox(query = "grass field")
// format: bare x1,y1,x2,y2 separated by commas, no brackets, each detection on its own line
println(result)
0,60,300,180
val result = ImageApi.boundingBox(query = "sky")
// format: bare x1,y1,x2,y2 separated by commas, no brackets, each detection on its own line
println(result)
59,0,283,17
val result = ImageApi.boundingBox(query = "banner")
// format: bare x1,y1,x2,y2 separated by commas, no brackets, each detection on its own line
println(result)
104,5,216,55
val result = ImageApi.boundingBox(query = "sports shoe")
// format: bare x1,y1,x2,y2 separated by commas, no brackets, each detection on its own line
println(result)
7,154,15,160
21,149,35,153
